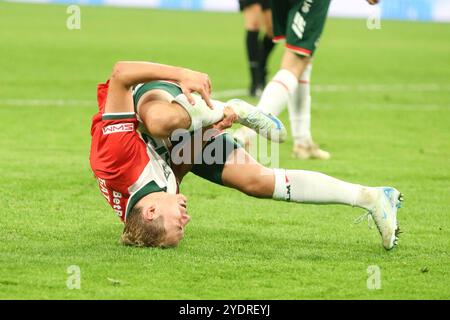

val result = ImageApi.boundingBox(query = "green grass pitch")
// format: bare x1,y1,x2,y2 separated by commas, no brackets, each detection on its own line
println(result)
0,2,449,299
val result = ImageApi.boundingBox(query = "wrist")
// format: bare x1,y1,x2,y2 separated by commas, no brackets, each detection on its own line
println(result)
177,67,191,82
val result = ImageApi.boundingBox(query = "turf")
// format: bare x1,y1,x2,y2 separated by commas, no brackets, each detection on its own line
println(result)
0,2,449,299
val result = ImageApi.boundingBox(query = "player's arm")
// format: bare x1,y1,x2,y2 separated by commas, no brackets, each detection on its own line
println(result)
104,61,213,114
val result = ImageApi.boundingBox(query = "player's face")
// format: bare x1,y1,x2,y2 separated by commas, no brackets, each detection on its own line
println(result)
157,193,191,247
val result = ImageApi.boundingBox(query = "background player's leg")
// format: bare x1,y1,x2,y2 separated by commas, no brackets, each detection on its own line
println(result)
139,90,227,136
221,147,275,197
288,62,330,160
257,50,308,116
233,51,308,144
259,8,275,88
243,3,263,97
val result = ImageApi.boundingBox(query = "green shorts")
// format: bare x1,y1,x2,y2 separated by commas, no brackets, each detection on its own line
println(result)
270,0,331,56
133,81,242,186
190,132,241,185
133,81,182,110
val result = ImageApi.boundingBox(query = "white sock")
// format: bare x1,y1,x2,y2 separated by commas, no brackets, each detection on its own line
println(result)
288,63,312,145
174,94,224,131
234,69,298,142
257,69,299,116
272,168,377,210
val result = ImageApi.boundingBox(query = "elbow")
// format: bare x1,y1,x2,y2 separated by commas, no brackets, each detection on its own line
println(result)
110,62,130,87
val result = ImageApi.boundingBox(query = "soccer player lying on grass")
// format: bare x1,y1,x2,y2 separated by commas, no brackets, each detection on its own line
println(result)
89,61,402,251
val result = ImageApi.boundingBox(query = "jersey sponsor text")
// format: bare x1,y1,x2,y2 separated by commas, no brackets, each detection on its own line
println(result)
102,123,134,135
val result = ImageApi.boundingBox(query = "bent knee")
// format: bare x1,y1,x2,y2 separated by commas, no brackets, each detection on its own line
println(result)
245,21,261,31
239,170,274,198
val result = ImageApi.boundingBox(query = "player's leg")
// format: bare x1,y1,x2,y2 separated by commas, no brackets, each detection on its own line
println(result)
234,0,332,149
137,89,191,138
135,81,286,142
135,82,227,138
233,55,309,146
221,147,275,197
289,62,312,151
257,42,308,117
220,148,402,250
221,148,372,205
258,0,318,116
241,1,264,97
259,2,276,89
233,1,310,144
189,135,379,208
288,62,330,160
286,0,332,160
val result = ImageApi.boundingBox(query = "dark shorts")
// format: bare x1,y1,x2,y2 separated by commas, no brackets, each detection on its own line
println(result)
190,132,241,186
239,0,271,11
133,81,242,186
133,81,182,110
271,0,331,56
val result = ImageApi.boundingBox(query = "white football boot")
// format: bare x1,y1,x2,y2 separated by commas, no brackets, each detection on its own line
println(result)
227,99,287,143
368,187,403,250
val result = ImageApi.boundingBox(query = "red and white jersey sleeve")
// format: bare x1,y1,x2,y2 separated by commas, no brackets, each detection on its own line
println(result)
89,81,178,222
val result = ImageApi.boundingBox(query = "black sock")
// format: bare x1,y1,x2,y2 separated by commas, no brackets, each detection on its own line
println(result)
260,35,275,86
246,30,260,90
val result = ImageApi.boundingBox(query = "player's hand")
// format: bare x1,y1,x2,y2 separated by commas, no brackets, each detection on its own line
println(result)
179,68,213,109
367,0,379,5
213,106,238,131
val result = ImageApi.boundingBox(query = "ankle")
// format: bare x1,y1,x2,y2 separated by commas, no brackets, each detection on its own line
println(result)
294,138,313,148
356,187,378,210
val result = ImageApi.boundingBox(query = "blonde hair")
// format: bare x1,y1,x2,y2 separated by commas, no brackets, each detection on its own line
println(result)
120,206,166,247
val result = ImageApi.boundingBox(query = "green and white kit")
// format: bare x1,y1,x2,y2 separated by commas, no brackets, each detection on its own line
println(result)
133,81,241,186
271,0,331,56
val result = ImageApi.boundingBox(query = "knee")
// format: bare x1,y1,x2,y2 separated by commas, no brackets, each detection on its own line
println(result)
281,51,310,79
239,170,274,198
246,21,260,31
244,5,262,31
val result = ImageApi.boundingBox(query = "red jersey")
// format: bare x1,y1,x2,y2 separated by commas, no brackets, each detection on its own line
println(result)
89,81,178,222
